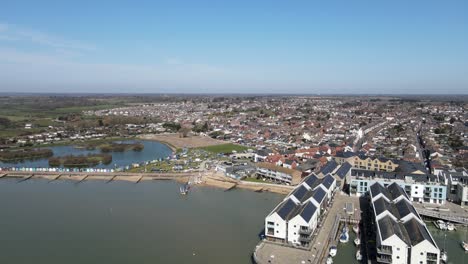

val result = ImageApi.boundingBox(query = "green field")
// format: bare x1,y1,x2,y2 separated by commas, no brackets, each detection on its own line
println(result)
198,143,249,154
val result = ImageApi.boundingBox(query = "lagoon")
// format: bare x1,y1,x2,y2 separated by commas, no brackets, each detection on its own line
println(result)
0,140,173,169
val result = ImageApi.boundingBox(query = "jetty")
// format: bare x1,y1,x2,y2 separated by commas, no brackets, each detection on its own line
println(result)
416,207,468,225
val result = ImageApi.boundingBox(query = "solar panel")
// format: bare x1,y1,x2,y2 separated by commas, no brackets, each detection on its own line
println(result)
300,201,317,222
276,199,299,220
312,187,326,204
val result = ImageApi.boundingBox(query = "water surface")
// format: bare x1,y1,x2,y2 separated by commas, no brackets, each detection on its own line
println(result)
0,179,283,264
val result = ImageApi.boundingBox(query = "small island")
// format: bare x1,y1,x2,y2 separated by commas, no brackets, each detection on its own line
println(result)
48,154,112,167
0,149,53,162
80,142,144,152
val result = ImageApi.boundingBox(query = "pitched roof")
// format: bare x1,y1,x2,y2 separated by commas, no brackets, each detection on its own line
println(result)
321,174,336,190
403,218,437,247
312,187,327,204
395,199,420,220
320,160,338,175
303,173,319,189
275,198,301,220
334,162,352,179
369,182,391,200
387,182,409,201
299,201,318,222
378,215,410,245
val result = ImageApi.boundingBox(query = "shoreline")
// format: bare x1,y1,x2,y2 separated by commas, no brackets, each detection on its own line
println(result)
0,171,290,195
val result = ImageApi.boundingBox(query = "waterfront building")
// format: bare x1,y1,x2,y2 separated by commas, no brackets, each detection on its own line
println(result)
349,168,447,204
256,162,302,185
439,169,468,205
333,152,399,172
264,173,336,247
369,182,440,264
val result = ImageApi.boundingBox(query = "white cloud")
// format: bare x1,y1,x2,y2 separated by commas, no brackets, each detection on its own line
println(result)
0,23,95,51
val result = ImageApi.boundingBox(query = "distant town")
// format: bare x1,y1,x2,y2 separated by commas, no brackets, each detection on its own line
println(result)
0,94,467,264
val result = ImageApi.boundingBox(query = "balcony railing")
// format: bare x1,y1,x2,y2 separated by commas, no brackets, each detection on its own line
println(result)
376,255,392,264
299,228,312,235
377,246,392,255
298,235,311,242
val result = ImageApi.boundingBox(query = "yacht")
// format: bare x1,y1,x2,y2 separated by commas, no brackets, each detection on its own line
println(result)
339,230,349,243
440,250,447,263
326,257,333,264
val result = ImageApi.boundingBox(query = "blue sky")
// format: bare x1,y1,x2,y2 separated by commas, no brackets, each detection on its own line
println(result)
0,0,467,94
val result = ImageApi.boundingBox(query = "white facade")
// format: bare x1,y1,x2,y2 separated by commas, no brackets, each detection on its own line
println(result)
265,212,287,241
287,212,318,245
378,235,408,264
410,240,440,264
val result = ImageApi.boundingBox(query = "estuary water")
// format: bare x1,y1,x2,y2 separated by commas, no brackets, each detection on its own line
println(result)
0,140,173,169
0,179,283,264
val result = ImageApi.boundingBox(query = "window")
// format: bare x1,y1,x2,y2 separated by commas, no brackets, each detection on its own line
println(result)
294,232,296,235
397,248,400,251
396,256,400,259
267,221,274,226
294,225,296,228
420,252,423,255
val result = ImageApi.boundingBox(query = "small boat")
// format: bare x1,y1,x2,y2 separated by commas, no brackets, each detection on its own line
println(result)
326,256,333,264
329,245,337,257
352,224,359,234
354,237,361,246
434,220,447,230
179,183,190,195
462,241,468,252
446,222,455,231
356,250,362,261
440,250,447,263
339,231,349,243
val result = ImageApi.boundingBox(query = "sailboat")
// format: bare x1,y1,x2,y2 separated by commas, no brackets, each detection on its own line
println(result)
462,226,468,252
440,233,447,263
339,226,349,243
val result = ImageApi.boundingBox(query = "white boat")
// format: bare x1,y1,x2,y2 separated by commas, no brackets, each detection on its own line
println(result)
352,224,359,234
446,222,455,231
354,237,361,246
440,250,447,263
356,250,362,261
329,245,337,257
326,256,333,264
462,241,468,252
339,231,349,243
434,220,447,230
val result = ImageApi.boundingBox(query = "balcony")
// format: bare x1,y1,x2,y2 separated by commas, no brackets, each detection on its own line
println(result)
427,253,438,261
298,235,311,242
299,228,312,235
377,246,392,255
376,255,392,264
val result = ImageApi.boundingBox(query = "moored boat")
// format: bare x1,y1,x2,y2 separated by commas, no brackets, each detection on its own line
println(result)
440,250,447,263
352,224,359,234
339,230,349,243
354,237,361,246
434,220,447,230
326,256,333,264
446,222,455,231
462,241,468,252
329,245,337,257
356,249,362,261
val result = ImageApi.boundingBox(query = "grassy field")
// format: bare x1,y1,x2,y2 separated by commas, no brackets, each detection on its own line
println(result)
242,177,265,183
198,143,249,154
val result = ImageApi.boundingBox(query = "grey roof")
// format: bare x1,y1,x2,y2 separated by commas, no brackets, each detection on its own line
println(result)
378,215,410,245
335,151,357,158
320,160,338,175
275,198,301,220
395,199,420,219
321,174,336,189
369,182,391,200
334,162,352,179
299,201,318,222
387,182,409,201
403,218,437,247
373,197,396,217
312,187,327,204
